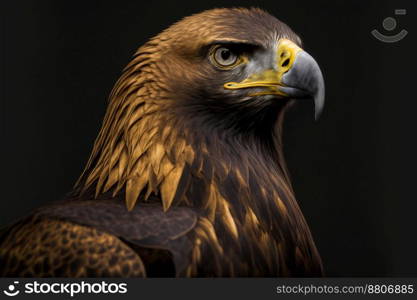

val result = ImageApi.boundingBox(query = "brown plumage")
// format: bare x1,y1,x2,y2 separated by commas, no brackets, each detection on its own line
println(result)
0,7,324,277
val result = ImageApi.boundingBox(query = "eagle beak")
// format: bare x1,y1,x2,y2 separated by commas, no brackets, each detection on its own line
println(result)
224,39,325,120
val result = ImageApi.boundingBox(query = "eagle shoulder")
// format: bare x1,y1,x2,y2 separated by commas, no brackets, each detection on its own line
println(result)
0,217,146,277
0,198,198,277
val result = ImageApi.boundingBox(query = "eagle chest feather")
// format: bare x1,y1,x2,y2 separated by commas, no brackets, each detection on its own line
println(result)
178,142,323,276
80,128,322,276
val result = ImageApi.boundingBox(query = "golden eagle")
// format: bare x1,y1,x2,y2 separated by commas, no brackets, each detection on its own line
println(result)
0,7,325,277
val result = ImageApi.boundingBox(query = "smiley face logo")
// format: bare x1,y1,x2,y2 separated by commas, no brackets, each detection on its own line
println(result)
3,281,20,297
371,9,408,43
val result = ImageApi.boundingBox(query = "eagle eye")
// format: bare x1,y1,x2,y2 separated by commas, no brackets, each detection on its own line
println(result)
210,46,242,69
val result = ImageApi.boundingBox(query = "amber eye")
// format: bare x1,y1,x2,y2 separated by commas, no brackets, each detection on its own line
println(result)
211,46,240,68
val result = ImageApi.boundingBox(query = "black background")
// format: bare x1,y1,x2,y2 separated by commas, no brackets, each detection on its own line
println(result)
1,0,416,276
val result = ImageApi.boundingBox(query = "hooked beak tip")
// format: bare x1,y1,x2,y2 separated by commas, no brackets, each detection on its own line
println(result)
281,50,325,120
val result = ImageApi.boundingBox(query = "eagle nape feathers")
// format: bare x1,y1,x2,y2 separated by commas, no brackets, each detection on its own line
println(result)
0,7,325,277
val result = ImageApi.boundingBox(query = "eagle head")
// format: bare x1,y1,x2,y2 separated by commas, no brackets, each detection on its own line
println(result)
142,8,324,132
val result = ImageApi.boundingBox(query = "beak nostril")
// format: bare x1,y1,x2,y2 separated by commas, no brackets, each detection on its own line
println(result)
281,58,290,67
